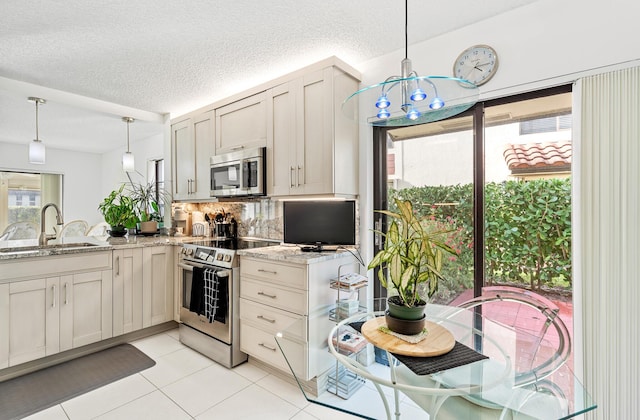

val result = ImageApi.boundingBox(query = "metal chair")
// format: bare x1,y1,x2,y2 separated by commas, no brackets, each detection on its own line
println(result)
454,285,572,387
55,220,89,238
85,222,110,237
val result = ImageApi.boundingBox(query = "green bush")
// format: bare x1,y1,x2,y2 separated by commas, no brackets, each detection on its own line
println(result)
389,178,571,296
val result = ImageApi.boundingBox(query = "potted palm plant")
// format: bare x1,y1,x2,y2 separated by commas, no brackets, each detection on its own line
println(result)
368,198,456,334
127,181,168,234
97,185,138,237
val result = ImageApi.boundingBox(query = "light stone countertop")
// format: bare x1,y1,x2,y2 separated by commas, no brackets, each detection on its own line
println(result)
237,244,361,265
0,235,199,261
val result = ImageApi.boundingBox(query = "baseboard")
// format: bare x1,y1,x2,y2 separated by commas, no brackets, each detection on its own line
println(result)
0,321,178,383
246,357,330,398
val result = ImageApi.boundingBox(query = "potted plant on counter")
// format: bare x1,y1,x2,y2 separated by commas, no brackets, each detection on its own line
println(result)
98,185,138,237
128,181,167,235
368,198,456,335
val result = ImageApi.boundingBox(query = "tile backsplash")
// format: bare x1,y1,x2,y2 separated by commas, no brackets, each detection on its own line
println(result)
171,199,283,240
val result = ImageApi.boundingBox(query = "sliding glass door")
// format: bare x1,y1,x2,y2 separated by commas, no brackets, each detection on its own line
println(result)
372,85,573,307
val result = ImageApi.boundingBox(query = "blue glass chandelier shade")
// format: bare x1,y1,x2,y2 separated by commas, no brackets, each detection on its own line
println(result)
343,74,479,127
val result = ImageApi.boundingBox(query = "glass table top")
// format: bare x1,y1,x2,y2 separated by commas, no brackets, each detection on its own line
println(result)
275,302,596,420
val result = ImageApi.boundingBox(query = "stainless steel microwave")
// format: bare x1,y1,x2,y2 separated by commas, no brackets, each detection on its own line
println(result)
210,147,266,198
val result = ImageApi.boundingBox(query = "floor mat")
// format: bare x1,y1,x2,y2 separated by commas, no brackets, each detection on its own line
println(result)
0,343,156,420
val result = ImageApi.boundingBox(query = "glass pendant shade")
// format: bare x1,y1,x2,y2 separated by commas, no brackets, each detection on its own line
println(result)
29,139,45,164
342,0,479,127
122,151,135,172
27,97,46,164
122,117,135,172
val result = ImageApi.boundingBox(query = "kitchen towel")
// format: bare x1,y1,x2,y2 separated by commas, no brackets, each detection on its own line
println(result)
204,268,220,323
190,266,205,315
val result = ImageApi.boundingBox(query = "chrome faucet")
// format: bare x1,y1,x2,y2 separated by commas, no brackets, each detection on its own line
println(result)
39,203,64,246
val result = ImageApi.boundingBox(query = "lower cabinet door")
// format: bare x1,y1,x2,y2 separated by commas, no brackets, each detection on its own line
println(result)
5,278,60,366
240,322,308,380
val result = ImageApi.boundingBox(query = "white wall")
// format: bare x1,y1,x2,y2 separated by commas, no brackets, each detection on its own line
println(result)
100,132,165,198
0,141,104,225
0,130,166,227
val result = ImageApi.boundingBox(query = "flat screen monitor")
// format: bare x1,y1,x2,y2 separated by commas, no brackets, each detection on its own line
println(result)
283,200,356,252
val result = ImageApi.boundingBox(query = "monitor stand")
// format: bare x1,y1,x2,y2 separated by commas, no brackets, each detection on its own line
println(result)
300,242,327,253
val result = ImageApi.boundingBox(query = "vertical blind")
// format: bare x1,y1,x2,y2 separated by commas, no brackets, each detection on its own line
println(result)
579,66,640,419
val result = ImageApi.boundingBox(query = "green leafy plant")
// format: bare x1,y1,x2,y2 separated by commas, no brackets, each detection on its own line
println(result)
368,198,457,308
97,185,137,228
127,181,167,223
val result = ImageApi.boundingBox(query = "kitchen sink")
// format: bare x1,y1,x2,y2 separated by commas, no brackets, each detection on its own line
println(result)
0,242,106,254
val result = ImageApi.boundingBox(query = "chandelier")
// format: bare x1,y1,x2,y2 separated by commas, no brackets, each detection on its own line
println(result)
343,0,479,127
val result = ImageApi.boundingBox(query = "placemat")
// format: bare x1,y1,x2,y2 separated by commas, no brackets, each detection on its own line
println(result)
392,341,488,375
350,321,488,375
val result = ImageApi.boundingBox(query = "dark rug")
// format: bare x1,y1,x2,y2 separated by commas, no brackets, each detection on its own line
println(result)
0,343,156,420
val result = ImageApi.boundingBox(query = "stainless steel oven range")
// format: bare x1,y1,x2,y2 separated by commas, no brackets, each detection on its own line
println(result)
178,238,279,368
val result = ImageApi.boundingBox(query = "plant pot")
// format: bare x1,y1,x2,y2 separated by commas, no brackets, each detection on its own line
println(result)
387,295,426,320
385,311,426,335
139,221,158,234
108,225,127,237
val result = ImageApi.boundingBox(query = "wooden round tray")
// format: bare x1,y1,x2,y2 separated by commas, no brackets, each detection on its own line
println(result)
361,317,455,357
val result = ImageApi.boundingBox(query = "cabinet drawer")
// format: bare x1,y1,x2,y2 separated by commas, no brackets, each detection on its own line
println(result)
241,258,307,290
240,298,306,341
241,278,307,314
240,322,305,376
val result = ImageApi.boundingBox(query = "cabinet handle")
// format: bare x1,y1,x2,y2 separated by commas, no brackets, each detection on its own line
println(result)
230,146,245,151
290,166,295,188
257,268,277,275
297,165,302,187
258,342,277,352
64,282,68,305
116,255,120,276
51,284,56,308
257,315,276,324
257,291,277,299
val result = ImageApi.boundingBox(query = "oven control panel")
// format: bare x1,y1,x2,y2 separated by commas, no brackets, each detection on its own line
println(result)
180,244,236,268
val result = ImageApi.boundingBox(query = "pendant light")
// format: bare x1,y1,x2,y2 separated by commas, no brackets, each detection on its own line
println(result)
28,97,46,164
122,117,135,172
342,0,479,127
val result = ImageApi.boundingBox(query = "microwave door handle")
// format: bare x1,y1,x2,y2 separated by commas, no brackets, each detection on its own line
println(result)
242,159,249,191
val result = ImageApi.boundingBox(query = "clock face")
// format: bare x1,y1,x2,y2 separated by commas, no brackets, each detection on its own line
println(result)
453,45,499,86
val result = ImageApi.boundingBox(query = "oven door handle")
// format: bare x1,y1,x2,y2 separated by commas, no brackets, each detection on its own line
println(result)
179,262,196,271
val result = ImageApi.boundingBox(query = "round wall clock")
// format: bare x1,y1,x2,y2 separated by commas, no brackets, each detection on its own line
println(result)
453,44,499,86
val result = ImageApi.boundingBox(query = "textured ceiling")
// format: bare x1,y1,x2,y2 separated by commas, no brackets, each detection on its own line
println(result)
0,0,536,154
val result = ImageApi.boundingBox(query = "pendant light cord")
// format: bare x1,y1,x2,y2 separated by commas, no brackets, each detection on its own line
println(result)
35,100,40,141
126,119,130,152
404,0,408,60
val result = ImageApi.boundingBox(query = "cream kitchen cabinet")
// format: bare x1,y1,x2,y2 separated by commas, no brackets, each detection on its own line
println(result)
0,252,113,368
239,253,357,381
171,110,214,200
142,246,174,327
267,65,359,197
112,247,144,336
215,92,267,154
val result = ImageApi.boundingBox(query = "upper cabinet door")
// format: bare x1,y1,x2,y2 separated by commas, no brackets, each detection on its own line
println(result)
266,81,297,197
193,111,215,199
171,111,214,201
267,66,359,197
215,92,267,154
171,119,194,200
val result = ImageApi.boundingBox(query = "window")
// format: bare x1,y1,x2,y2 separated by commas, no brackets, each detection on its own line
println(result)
0,171,63,238
373,84,572,309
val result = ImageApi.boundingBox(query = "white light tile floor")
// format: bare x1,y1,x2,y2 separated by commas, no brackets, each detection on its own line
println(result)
23,329,429,420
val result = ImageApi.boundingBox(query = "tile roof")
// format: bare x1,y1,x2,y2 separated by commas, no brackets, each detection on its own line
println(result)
503,140,572,172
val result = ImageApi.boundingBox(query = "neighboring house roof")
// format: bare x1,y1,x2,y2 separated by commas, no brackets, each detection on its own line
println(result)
503,140,572,174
